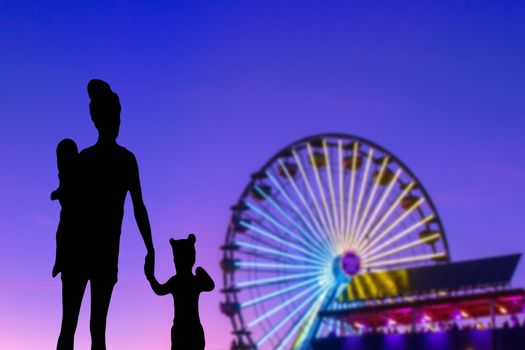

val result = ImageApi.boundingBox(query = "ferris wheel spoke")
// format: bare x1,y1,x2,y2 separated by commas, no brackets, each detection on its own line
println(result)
248,283,321,328
354,156,389,244
256,285,330,347
236,271,323,289
237,250,313,266
275,290,326,350
236,240,325,266
322,139,341,243
256,177,333,258
273,161,335,253
236,261,322,271
246,201,327,258
363,252,447,269
239,229,301,256
353,168,402,251
357,195,423,254
247,197,331,260
343,141,359,246
361,214,435,258
293,150,338,247
241,278,320,308
240,220,326,263
354,181,415,253
337,140,345,242
306,144,339,241
348,147,374,248
363,232,442,265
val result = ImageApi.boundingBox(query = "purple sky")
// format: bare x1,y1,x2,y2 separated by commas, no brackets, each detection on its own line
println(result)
1,1,524,349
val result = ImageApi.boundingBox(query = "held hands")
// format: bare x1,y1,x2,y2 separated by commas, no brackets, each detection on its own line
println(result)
50,189,60,201
52,263,61,278
144,251,155,280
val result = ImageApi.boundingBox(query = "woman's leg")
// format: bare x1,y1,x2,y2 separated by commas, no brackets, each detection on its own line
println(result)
57,277,88,350
90,278,115,350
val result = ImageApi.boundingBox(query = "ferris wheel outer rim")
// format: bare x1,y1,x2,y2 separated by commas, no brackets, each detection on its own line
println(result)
221,132,451,349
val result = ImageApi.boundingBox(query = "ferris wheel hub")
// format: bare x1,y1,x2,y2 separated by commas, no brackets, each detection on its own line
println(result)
332,251,361,283
341,250,361,276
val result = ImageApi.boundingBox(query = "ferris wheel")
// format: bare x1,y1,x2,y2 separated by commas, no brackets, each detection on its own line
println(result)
221,134,450,350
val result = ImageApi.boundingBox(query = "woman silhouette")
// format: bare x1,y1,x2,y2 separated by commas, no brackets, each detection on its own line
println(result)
56,80,155,350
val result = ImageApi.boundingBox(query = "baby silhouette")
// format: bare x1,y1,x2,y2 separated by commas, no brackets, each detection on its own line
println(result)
51,138,79,278
145,234,215,350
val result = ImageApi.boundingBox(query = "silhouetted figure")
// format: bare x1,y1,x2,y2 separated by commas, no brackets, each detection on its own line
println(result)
55,79,155,350
51,138,79,278
145,234,215,350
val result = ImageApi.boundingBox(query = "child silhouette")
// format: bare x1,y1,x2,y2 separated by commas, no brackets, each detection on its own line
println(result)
51,138,79,278
146,234,215,350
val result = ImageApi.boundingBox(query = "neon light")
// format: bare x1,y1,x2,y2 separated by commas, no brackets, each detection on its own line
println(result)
240,221,325,263
361,215,435,257
343,142,358,246
275,293,324,350
349,148,374,248
354,155,388,246
338,140,345,243
352,168,402,250
248,283,321,328
248,189,332,259
266,171,333,256
307,143,338,241
236,261,321,271
236,270,322,288
236,240,324,266
363,252,446,269
355,181,414,253
354,322,364,329
358,194,423,254
241,278,319,308
256,286,329,346
293,149,337,246
363,233,441,264
275,160,335,251
322,139,341,241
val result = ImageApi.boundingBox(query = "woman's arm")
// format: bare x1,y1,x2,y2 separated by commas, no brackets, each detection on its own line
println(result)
128,153,155,271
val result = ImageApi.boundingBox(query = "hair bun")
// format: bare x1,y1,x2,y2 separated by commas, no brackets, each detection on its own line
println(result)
87,79,113,101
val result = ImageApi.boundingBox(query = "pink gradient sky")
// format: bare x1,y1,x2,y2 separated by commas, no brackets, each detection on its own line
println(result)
1,1,525,349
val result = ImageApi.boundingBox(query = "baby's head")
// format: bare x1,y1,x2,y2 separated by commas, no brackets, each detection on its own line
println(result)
170,234,196,273
56,138,78,172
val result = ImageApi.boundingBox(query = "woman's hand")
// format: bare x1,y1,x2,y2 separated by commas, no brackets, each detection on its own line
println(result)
144,252,155,280
50,188,60,201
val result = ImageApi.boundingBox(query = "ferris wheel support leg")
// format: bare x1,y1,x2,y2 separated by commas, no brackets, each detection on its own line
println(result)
298,284,340,350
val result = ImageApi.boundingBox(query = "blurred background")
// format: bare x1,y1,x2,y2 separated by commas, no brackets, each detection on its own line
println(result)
0,1,524,349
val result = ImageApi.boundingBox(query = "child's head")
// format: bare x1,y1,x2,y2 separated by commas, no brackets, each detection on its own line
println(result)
56,138,78,171
170,234,196,272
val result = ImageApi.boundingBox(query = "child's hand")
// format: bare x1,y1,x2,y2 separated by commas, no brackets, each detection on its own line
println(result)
52,263,61,278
